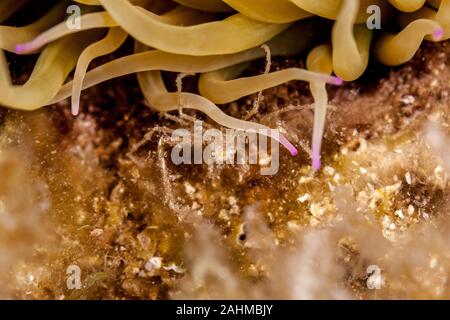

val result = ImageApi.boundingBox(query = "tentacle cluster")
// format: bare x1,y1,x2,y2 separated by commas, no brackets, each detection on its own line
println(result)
0,0,448,168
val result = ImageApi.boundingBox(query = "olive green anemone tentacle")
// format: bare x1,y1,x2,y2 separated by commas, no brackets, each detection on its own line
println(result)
332,0,372,81
98,0,291,56
73,0,150,6
136,66,299,156
71,27,128,116
375,19,443,66
148,92,299,156
172,0,233,12
16,3,279,56
289,0,391,23
14,11,117,54
0,1,68,53
69,4,214,116
133,41,298,156
0,31,103,110
388,0,426,12
223,0,312,23
198,66,341,105
399,0,450,40
427,0,441,9
306,44,333,171
49,24,325,104
197,21,339,104
434,0,450,37
1,0,448,165
15,5,212,54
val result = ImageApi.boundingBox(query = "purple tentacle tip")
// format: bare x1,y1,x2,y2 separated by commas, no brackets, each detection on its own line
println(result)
312,150,321,171
290,147,298,157
312,157,321,171
279,135,298,157
433,28,444,41
71,106,80,117
333,76,344,86
15,44,26,54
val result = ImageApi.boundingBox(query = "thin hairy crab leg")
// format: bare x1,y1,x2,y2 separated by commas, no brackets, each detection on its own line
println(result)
156,93,300,157
48,23,337,103
196,21,317,104
49,46,342,106
137,69,299,156
197,20,340,104
133,40,299,157
69,0,187,115
198,66,342,105
244,44,272,120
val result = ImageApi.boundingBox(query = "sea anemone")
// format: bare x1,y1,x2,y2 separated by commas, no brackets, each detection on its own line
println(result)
0,0,448,169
